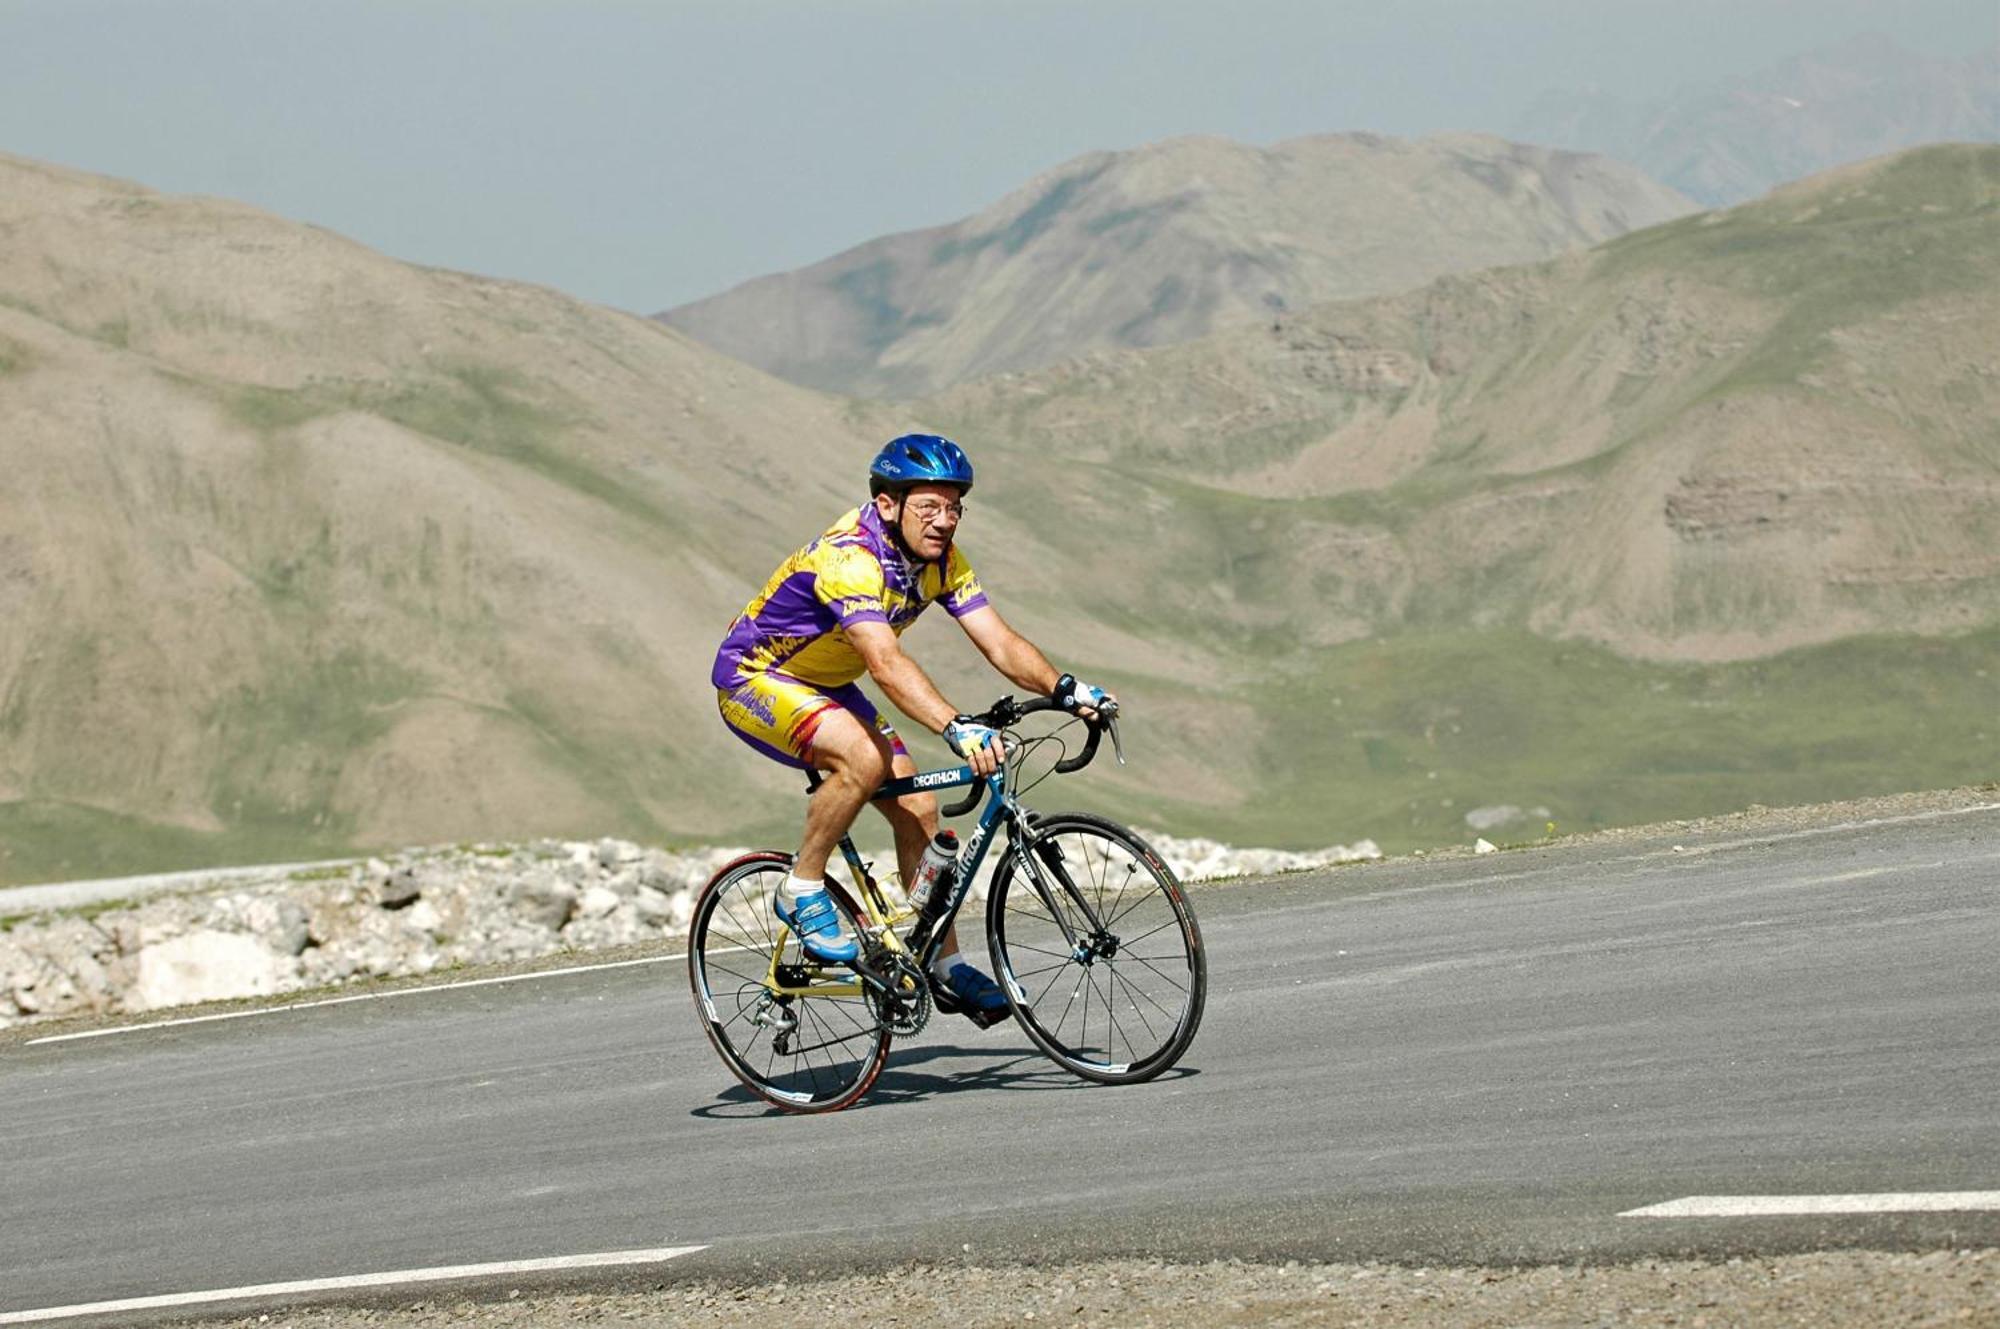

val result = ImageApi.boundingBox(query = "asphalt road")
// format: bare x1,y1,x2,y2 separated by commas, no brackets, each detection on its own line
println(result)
4,802,1997,1321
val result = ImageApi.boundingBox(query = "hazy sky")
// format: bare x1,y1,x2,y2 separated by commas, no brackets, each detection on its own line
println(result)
2,1,1992,311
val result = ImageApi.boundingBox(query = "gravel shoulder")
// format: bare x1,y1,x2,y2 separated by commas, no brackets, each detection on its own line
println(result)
182,1250,1999,1328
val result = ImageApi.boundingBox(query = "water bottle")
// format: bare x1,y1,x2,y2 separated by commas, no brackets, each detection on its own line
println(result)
907,829,960,917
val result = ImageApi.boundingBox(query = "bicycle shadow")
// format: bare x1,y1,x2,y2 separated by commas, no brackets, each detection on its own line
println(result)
689,1042,1200,1119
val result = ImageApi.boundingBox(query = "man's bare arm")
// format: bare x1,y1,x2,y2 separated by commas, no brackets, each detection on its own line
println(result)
954,605,1062,694
848,619,961,733
850,620,1004,776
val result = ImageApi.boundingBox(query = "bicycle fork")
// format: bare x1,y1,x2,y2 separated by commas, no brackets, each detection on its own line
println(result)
1012,822,1119,964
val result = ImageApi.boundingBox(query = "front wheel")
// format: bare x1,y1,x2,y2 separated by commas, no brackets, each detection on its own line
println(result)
688,852,890,1113
987,814,1206,1084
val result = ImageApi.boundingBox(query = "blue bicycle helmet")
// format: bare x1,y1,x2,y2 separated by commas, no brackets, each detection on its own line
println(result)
868,433,974,495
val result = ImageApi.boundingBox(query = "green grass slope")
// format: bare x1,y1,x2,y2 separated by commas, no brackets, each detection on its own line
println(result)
660,132,1695,397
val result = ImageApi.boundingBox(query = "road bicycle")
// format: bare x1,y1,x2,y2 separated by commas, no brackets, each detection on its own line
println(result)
688,695,1207,1112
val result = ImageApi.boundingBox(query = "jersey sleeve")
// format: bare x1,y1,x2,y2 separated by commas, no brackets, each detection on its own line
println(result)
813,542,891,629
939,544,989,618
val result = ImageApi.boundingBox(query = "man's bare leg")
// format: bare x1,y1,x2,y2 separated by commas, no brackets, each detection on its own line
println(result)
792,710,895,881
793,714,982,974
870,750,972,957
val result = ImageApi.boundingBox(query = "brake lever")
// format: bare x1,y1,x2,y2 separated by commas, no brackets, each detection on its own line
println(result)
1107,716,1126,766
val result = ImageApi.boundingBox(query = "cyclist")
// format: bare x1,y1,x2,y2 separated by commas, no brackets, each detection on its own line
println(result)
711,433,1113,1022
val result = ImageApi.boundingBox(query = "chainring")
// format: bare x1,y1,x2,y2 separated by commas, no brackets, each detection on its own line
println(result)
866,953,932,1036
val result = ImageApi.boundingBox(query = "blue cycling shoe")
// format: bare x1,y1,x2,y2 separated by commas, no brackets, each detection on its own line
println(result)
774,886,858,965
936,962,1011,1028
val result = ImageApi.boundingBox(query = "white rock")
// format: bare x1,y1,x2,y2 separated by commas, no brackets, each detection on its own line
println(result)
578,886,621,920
404,899,444,937
131,931,284,1011
1138,828,1382,881
1474,838,1498,854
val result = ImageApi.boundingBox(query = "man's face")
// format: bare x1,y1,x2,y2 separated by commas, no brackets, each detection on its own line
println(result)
876,482,966,562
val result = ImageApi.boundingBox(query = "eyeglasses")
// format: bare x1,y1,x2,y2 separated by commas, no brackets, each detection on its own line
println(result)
905,498,966,523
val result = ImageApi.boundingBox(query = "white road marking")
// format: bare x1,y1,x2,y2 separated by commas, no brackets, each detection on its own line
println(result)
1785,863,1940,887
0,1245,707,1325
1621,1192,2000,1218
25,952,685,1046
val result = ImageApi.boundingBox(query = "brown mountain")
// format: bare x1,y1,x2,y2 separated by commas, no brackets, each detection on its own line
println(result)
655,132,1696,398
0,151,923,875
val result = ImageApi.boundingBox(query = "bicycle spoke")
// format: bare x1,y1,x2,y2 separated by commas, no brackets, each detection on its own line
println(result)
1113,962,1188,1024
1086,964,1130,1062
706,959,774,988
1007,958,1079,982
1102,877,1160,932
1115,915,1183,948
1078,958,1096,1056
1002,940,1081,961
1105,963,1161,1047
1049,967,1085,1040
1021,958,1066,1011
1124,949,1192,995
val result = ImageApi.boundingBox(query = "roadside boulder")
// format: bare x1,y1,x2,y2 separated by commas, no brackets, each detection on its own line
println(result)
131,931,286,1011
510,876,578,931
378,866,422,909
578,886,622,921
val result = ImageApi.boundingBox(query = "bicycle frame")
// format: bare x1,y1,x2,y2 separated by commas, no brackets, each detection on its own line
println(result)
765,756,1112,1004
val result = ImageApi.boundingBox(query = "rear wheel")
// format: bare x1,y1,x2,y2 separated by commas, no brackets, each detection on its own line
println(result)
687,853,889,1113
987,814,1205,1084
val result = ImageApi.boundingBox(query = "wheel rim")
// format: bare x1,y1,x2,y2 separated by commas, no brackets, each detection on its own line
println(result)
691,860,887,1109
991,821,1201,1079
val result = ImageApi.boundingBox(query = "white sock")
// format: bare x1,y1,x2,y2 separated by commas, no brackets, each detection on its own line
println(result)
778,872,825,909
932,950,963,979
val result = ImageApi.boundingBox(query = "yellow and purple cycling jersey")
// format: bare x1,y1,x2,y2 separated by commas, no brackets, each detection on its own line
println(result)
713,504,988,769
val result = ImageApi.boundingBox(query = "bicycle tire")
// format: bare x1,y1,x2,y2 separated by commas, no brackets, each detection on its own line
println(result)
688,852,890,1113
986,813,1206,1084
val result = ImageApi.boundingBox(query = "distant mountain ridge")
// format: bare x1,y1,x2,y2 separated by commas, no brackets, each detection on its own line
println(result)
656,132,1695,398
3,145,1996,881
928,144,2000,663
1515,33,2000,204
